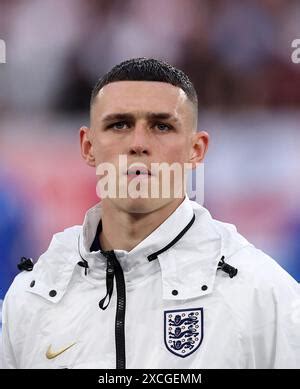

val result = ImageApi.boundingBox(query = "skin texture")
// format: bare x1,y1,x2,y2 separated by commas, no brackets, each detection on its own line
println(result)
80,81,209,251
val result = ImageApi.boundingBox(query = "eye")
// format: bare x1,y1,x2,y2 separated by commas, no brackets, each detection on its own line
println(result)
107,121,129,130
155,123,172,132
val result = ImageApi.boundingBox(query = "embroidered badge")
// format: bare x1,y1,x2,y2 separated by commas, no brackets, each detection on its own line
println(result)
164,308,203,358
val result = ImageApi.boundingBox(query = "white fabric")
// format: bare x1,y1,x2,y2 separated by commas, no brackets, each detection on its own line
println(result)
1,197,300,369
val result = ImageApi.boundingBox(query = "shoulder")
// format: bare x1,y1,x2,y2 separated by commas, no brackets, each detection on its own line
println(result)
201,209,300,312
215,238,300,333
229,242,299,295
3,224,82,309
207,210,299,290
191,201,299,298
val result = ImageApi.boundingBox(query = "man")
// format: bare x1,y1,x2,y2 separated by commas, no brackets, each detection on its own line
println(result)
2,58,300,369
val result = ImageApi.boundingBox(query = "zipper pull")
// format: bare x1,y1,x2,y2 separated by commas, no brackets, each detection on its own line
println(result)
99,260,115,310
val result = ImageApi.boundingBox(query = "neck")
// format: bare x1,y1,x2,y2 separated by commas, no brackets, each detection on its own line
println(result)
99,197,185,252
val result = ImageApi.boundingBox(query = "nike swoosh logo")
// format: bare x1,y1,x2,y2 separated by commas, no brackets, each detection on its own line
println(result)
46,342,76,359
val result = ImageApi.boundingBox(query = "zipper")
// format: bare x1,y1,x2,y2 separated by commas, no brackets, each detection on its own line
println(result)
99,250,126,369
96,213,196,369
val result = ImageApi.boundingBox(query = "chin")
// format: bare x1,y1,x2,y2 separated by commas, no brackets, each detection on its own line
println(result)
113,197,172,215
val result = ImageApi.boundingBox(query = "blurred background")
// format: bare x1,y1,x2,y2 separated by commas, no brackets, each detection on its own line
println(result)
0,0,300,305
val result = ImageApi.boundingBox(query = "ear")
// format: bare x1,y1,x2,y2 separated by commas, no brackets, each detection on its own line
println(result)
189,131,210,169
79,126,96,167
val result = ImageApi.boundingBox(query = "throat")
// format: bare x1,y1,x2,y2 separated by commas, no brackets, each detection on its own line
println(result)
99,226,145,252
99,197,185,251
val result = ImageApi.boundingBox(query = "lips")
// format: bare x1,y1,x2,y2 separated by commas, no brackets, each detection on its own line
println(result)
126,166,151,176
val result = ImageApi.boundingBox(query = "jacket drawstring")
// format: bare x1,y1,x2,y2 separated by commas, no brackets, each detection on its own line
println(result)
77,259,89,276
217,256,238,278
99,258,115,310
17,257,34,272
77,235,89,276
77,234,116,308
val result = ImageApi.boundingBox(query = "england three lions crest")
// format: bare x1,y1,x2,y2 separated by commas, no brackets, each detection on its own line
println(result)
164,308,204,358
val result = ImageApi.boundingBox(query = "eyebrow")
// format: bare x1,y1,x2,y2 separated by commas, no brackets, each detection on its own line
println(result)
101,112,179,123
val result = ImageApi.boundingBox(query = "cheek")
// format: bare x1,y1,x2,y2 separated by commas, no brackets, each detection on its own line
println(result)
93,140,118,164
162,143,190,164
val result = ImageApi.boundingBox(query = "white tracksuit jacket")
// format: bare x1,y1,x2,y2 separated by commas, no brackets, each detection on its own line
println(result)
1,197,300,369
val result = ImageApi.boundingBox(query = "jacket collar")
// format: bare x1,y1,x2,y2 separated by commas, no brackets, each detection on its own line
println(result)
27,196,251,303
79,194,195,266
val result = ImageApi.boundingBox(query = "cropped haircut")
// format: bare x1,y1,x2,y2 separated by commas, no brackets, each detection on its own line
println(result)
90,58,198,110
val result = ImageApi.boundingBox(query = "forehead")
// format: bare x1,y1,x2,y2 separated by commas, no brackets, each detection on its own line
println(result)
91,81,192,119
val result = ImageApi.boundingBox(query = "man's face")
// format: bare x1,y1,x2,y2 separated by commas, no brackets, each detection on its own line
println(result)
80,81,209,214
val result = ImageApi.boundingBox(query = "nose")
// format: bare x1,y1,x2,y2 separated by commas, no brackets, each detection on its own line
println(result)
128,125,150,156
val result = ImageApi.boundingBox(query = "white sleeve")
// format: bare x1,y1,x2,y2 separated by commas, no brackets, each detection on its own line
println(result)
0,330,3,369
1,295,18,369
251,274,300,368
273,286,300,368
